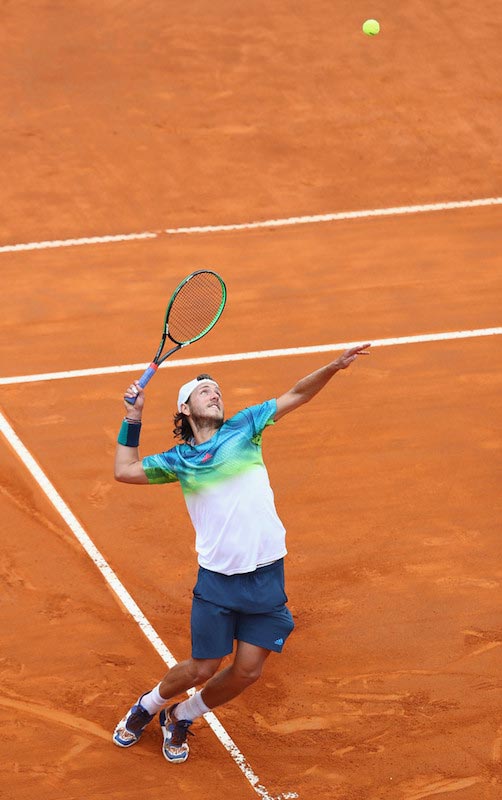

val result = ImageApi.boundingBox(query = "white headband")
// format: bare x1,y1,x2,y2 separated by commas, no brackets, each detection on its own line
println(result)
177,378,219,411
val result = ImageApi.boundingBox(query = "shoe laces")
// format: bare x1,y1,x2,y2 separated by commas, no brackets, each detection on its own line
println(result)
169,718,194,747
128,705,152,731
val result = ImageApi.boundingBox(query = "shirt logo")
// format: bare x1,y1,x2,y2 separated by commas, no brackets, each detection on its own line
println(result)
201,453,213,463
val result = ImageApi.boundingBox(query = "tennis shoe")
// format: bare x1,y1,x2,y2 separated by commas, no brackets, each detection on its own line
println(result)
159,704,194,763
113,694,155,748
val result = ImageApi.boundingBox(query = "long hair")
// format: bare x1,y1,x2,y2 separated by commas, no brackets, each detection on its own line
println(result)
172,373,215,444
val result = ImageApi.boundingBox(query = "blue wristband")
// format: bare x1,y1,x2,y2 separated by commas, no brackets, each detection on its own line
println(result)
118,419,142,447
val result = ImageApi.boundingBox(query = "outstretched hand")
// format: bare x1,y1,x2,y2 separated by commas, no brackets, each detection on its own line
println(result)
333,343,371,370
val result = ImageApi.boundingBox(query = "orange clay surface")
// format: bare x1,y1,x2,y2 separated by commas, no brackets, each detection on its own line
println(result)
1,3,502,800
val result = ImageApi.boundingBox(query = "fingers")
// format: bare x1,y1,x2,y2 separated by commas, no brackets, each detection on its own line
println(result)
124,383,137,399
353,343,371,354
124,380,144,400
345,343,371,358
336,343,371,369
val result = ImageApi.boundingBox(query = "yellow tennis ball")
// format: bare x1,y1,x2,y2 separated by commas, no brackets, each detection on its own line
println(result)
362,19,380,36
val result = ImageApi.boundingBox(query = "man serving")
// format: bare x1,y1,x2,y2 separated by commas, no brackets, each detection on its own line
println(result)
113,343,370,763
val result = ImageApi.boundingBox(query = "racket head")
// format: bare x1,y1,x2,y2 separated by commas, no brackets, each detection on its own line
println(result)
163,270,227,349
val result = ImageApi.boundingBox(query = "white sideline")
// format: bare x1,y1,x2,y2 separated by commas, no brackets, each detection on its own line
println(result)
1,327,501,386
0,196,501,252
0,408,297,800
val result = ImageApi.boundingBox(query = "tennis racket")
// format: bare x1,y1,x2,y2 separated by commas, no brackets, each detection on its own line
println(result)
125,269,227,405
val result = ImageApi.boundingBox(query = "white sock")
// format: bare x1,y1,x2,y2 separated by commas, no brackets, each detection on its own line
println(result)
174,691,211,722
140,683,167,715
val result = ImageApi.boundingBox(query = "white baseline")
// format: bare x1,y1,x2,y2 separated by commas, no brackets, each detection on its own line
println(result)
0,196,501,253
1,327,501,386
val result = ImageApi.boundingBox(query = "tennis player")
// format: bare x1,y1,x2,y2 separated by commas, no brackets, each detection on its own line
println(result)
112,343,370,763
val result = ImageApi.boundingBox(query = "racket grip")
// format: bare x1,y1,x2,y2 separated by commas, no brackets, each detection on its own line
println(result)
125,363,158,405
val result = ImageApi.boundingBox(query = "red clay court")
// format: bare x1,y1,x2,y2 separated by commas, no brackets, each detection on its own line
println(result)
1,3,501,799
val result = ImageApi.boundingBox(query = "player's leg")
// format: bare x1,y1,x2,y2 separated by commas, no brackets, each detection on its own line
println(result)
158,563,295,763
199,640,271,708
157,656,223,699
170,559,296,720
113,573,234,751
112,656,222,749
158,595,236,763
171,600,296,721
159,641,270,764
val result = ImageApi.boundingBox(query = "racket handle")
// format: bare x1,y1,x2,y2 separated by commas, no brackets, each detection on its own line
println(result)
125,363,159,405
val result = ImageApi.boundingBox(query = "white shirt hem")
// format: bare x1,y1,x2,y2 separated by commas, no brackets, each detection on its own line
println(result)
197,549,287,576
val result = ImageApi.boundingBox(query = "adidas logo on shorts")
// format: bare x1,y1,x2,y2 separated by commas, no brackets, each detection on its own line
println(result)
274,638,284,645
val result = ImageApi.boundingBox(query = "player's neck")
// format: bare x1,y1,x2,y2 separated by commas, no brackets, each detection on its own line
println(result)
190,419,222,445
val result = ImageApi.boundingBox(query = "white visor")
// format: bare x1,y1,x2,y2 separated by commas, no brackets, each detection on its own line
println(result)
177,378,219,412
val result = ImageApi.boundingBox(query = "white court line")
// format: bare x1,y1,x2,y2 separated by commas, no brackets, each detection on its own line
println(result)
0,408,297,800
0,231,158,253
0,196,501,252
1,327,501,386
164,197,502,235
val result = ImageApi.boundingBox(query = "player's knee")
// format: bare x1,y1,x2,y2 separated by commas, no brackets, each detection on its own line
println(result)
233,661,264,686
190,658,221,684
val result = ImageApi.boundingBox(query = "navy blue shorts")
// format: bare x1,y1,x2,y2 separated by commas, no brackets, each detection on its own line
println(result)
191,559,295,659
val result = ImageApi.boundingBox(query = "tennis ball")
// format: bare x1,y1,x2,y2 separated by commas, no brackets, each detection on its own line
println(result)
362,19,380,36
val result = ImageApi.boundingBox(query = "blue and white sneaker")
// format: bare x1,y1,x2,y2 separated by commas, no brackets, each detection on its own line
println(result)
159,704,194,763
113,694,154,748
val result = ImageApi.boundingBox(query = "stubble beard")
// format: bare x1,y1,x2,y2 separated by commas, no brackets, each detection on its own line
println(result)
190,409,224,435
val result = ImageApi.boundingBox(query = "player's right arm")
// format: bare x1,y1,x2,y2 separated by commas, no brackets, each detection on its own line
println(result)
114,381,149,484
274,344,371,421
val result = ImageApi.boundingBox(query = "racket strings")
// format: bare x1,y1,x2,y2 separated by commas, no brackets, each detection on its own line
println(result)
168,272,225,344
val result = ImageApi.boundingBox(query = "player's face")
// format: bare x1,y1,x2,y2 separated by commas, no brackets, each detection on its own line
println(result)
186,382,224,422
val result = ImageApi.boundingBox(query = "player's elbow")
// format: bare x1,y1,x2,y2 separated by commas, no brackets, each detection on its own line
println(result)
114,466,128,482
114,464,135,483
114,460,147,484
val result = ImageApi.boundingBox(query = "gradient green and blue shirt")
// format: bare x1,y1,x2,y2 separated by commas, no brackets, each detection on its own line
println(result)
142,400,287,575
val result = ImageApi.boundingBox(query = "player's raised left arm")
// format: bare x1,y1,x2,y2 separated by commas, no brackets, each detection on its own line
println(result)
274,343,371,421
